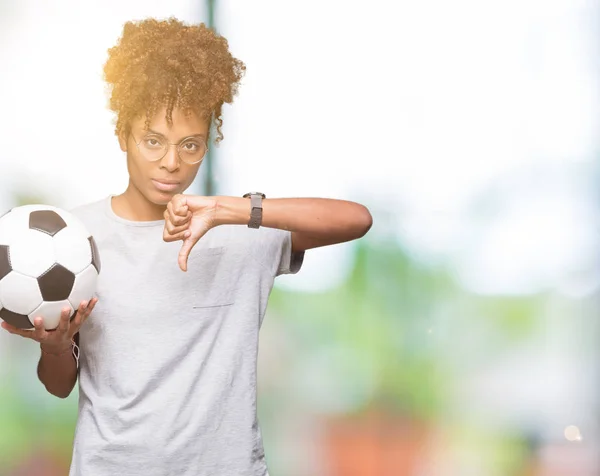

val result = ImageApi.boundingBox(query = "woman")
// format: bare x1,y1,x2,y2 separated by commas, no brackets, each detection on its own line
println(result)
2,18,372,476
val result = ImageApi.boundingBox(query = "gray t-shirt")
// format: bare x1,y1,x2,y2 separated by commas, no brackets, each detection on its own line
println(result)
68,195,304,476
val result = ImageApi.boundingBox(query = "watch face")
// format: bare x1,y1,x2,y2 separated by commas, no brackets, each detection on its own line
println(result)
243,192,266,198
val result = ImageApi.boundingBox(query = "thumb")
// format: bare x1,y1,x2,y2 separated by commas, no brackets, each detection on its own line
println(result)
178,234,200,272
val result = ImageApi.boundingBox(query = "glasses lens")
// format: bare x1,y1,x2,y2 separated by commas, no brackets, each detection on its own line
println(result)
178,139,207,165
139,136,167,161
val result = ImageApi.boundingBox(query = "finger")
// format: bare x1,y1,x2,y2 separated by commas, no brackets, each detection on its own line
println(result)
165,225,190,236
77,300,88,318
32,317,48,342
168,194,184,215
74,300,90,326
168,209,191,227
75,299,97,327
171,194,189,214
176,203,188,216
164,229,191,243
71,312,83,330
164,206,190,228
81,297,98,315
178,234,200,272
87,297,98,311
57,307,71,333
173,194,188,215
165,220,189,235
1,322,35,339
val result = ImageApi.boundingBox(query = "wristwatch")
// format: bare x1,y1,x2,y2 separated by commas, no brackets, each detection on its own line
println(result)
242,192,265,229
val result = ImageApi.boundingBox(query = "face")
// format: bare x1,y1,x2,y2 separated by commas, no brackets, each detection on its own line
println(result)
119,107,210,206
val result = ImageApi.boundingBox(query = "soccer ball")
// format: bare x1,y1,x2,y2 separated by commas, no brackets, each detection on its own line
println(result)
0,204,100,330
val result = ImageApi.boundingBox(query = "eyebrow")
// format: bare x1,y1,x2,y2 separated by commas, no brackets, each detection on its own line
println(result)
145,128,206,141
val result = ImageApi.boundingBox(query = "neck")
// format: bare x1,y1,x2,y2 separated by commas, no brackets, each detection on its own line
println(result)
112,183,166,221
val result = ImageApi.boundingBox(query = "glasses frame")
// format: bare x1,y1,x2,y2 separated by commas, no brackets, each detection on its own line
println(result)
130,132,208,165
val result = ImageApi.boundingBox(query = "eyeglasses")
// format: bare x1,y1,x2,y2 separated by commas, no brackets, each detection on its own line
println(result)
130,132,208,165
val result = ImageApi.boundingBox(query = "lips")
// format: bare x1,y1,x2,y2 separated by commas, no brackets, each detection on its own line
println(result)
152,179,180,192
153,178,179,185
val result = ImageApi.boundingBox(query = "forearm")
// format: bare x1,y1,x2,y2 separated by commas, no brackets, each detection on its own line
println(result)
214,196,372,240
37,344,78,399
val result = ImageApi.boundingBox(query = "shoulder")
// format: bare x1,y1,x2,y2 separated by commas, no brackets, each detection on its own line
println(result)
68,197,107,217
67,196,110,234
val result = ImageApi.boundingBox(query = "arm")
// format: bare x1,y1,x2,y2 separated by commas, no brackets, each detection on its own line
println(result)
2,300,97,398
162,195,373,271
37,334,79,399
215,197,373,252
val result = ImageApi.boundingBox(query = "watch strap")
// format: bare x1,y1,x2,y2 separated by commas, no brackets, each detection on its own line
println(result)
243,192,265,228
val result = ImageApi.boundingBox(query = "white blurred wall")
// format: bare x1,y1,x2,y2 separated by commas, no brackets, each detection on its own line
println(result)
1,0,597,295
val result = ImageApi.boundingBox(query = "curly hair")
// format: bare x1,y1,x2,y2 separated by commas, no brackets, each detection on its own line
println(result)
103,17,245,144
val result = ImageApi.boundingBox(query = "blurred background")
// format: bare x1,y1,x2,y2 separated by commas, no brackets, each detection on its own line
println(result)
0,0,599,474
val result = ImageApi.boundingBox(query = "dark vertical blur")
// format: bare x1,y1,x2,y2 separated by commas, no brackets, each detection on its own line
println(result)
202,0,217,197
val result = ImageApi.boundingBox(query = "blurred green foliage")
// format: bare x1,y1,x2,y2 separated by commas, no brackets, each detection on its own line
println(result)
270,235,543,421
0,363,76,472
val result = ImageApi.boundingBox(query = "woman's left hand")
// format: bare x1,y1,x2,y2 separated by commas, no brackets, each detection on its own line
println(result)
163,194,218,272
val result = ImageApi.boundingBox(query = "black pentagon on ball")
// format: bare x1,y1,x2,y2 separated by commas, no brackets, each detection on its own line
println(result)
29,210,67,236
89,236,101,273
0,245,11,281
0,307,32,329
38,263,75,301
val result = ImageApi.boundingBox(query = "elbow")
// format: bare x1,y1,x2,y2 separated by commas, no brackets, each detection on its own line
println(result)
53,385,73,399
38,368,75,399
45,383,74,399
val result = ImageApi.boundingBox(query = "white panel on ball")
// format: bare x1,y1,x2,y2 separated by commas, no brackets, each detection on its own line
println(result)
54,226,93,274
8,228,56,277
30,299,74,330
68,264,98,310
0,272,43,315
0,208,31,246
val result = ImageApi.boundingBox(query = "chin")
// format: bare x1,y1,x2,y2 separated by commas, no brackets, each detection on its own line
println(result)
147,188,179,206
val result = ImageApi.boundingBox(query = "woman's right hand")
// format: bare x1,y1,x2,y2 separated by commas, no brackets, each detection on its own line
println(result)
1,298,98,352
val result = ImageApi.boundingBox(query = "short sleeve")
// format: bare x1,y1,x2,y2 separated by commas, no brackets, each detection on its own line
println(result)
251,227,304,277
276,229,305,276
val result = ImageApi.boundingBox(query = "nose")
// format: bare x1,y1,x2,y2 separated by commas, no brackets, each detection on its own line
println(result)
159,144,180,172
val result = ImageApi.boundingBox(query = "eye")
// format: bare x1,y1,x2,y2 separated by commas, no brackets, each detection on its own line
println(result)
144,137,164,148
181,141,200,152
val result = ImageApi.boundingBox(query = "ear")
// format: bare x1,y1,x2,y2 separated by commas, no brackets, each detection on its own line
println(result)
118,130,128,152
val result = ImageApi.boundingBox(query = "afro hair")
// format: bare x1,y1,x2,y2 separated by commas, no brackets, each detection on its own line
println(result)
103,17,246,144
